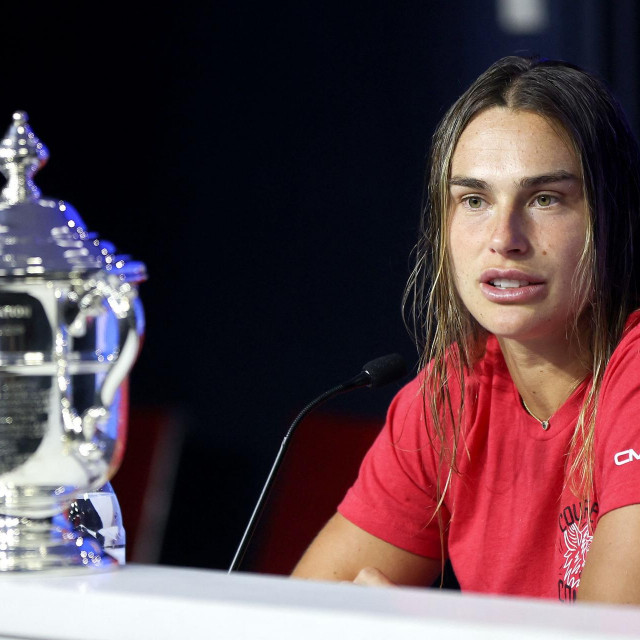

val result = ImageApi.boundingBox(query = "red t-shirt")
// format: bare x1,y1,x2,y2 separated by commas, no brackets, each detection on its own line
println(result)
338,312,640,602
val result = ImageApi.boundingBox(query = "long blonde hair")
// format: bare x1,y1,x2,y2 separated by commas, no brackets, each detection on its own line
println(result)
403,56,640,503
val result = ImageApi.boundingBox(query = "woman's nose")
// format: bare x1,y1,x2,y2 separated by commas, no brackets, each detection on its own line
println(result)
489,207,529,256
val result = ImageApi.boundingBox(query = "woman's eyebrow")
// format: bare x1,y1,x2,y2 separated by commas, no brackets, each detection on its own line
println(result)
448,176,489,190
519,170,579,188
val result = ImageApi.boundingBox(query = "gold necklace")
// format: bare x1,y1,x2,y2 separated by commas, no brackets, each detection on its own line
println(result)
520,396,551,431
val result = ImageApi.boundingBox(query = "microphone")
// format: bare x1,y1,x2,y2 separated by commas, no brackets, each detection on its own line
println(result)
341,353,409,390
228,353,408,573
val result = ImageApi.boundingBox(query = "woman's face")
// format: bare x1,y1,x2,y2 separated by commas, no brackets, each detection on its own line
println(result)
448,107,588,345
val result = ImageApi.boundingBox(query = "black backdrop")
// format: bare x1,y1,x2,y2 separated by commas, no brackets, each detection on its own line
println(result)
0,1,637,570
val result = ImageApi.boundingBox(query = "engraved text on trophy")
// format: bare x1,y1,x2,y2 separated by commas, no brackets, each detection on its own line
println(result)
0,292,52,473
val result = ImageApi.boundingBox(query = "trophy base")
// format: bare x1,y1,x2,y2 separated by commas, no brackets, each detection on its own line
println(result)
0,484,126,572
0,515,119,572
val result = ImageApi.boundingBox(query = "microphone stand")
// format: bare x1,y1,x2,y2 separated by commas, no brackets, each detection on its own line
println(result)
228,376,366,573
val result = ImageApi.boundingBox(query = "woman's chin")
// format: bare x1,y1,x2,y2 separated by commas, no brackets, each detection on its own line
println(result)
478,316,569,344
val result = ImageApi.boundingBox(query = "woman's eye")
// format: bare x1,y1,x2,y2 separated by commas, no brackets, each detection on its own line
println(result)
534,194,557,207
464,196,484,209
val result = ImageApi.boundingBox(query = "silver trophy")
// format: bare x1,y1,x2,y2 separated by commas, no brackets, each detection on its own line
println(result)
0,111,146,571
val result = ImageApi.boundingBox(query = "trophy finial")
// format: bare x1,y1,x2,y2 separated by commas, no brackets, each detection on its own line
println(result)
0,110,49,204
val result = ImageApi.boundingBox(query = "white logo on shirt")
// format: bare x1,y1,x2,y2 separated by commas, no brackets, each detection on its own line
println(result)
562,522,593,589
614,449,640,466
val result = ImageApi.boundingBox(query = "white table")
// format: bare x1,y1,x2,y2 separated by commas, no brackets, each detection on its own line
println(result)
0,564,638,639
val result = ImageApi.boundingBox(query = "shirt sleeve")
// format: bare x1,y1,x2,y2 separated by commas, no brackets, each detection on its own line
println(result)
594,323,640,519
337,376,449,559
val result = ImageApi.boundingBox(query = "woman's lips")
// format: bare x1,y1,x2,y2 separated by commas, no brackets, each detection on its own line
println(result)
479,270,546,303
480,281,546,303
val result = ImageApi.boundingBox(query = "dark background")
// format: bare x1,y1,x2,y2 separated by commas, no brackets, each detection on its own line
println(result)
1,1,638,570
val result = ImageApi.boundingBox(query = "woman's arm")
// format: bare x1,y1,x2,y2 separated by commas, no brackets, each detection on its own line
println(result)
578,504,640,604
291,512,442,586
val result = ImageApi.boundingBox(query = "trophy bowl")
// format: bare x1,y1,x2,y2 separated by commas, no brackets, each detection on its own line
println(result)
0,111,146,571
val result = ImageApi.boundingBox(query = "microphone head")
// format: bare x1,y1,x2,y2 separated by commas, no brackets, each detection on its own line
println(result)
361,353,408,388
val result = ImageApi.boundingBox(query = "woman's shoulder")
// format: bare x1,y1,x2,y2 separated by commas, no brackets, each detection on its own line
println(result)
603,310,640,379
597,310,640,425
389,337,509,420
620,309,640,341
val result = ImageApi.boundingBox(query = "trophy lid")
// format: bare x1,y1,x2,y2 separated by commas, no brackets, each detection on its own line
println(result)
0,111,146,281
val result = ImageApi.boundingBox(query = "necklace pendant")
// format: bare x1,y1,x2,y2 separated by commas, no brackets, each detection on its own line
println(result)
541,420,550,431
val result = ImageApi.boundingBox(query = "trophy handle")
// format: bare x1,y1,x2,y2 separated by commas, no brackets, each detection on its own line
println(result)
94,285,141,409
64,279,143,441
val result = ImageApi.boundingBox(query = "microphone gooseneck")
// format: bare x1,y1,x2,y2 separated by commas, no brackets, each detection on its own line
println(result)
228,353,408,573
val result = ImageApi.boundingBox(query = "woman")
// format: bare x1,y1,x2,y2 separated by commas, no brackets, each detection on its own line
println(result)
292,56,640,604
